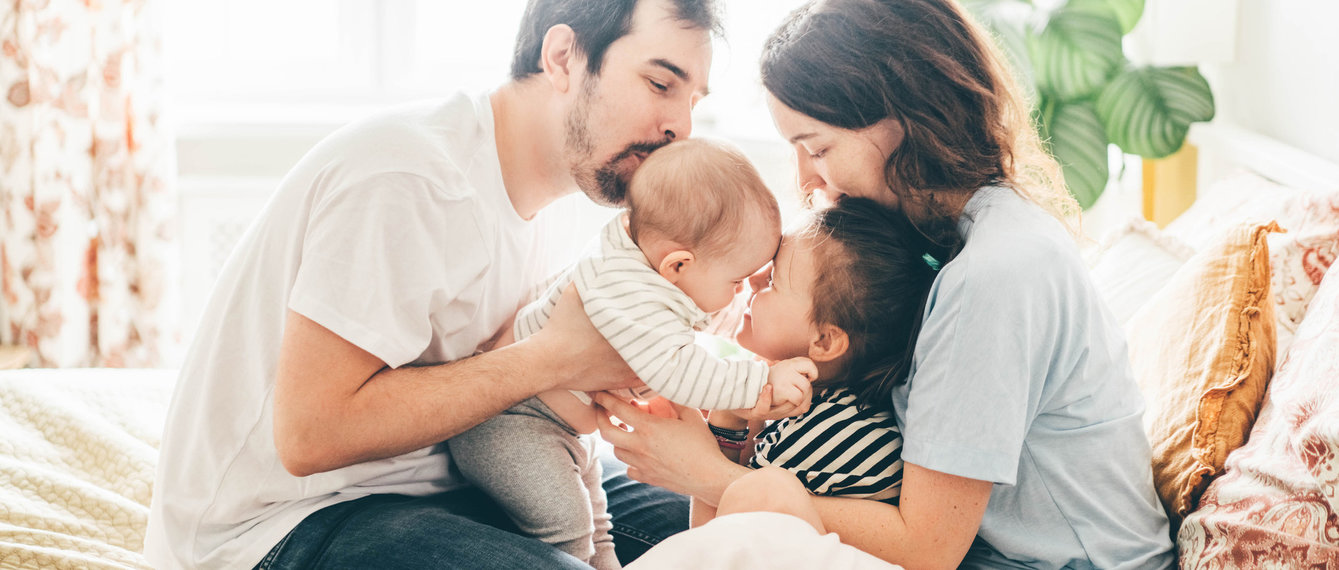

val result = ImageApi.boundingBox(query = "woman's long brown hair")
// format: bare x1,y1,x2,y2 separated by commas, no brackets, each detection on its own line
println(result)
762,0,1079,250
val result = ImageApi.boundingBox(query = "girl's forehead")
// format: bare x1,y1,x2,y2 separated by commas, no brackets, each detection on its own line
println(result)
775,234,822,273
779,232,822,255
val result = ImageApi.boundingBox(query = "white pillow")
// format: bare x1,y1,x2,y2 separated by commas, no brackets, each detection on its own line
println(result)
1164,170,1305,251
1089,217,1196,325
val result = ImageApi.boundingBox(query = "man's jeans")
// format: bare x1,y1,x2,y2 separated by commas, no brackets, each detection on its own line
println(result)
255,457,689,569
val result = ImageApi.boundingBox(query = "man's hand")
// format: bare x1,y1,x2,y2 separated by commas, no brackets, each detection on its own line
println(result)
529,284,639,393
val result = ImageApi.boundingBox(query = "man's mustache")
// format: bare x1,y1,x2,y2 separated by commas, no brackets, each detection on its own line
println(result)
610,140,672,163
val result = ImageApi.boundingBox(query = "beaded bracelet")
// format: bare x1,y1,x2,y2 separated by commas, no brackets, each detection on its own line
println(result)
714,436,749,451
708,424,750,441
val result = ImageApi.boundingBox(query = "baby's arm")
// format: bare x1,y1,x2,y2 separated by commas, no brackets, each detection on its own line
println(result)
581,265,813,412
627,337,772,410
583,287,770,410
512,269,572,344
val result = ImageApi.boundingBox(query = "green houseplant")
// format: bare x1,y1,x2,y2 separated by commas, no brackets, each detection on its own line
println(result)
964,0,1216,208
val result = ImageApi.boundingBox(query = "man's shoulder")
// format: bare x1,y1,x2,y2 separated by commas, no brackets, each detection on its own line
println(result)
336,94,481,150
306,93,492,199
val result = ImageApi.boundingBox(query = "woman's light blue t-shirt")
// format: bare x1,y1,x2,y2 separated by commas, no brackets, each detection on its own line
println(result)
893,186,1175,569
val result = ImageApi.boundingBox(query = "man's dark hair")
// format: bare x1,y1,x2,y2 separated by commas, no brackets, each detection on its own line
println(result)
510,0,721,80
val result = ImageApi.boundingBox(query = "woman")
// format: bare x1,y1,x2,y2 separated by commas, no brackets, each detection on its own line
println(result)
594,0,1176,567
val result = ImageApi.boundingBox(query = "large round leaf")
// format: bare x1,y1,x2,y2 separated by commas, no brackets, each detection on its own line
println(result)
961,0,1037,103
1027,6,1124,102
1096,66,1215,158
1069,0,1145,34
1040,98,1111,209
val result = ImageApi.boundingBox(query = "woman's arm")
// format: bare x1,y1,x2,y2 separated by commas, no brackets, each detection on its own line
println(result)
691,408,758,528
810,463,991,570
597,391,992,570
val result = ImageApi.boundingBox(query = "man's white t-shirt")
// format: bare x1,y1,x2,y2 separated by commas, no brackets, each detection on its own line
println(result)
145,93,590,569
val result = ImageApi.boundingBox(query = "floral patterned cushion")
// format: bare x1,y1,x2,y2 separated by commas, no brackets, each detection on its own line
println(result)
1266,191,1339,353
1178,262,1339,568
1166,172,1339,357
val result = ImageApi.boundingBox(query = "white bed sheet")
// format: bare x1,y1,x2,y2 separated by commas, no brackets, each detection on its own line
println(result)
0,368,175,570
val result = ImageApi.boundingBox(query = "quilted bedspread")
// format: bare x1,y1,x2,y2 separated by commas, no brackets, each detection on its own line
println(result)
0,368,175,569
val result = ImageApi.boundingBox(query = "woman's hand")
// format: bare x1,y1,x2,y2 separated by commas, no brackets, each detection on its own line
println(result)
594,392,751,505
529,285,639,393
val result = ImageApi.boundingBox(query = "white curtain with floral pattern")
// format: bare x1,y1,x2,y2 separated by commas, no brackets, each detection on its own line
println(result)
1,0,177,367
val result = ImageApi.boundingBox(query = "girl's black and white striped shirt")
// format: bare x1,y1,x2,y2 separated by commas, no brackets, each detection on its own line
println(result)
750,388,905,504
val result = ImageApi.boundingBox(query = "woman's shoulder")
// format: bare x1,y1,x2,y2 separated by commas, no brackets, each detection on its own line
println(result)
921,188,1102,324
943,188,1085,285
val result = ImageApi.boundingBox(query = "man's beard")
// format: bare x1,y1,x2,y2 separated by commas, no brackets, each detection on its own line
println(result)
565,79,671,207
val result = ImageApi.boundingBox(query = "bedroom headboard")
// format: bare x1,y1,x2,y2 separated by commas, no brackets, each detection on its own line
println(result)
1140,122,1339,227
1189,122,1339,196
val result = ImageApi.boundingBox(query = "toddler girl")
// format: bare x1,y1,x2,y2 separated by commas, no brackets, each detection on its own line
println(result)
693,196,956,529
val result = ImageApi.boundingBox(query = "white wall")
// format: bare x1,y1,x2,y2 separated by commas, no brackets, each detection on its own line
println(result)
1202,0,1339,166
171,0,1339,353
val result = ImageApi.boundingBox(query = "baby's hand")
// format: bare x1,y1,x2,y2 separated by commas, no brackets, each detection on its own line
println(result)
768,357,815,406
739,357,813,421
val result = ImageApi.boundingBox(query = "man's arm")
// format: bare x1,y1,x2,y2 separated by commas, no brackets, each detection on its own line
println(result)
274,285,636,477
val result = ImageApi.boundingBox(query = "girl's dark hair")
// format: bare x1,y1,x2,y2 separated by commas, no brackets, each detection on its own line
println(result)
511,0,722,81
762,0,1077,249
805,198,959,411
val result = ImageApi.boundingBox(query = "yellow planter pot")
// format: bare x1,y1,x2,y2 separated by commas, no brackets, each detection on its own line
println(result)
1142,144,1200,228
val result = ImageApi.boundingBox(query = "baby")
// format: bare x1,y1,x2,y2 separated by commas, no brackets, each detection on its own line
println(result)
448,138,815,569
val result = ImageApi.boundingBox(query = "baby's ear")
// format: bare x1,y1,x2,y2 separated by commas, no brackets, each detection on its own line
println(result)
657,250,695,283
808,324,850,363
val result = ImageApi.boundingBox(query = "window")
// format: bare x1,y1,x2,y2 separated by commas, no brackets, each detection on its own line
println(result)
166,0,807,132
166,2,810,351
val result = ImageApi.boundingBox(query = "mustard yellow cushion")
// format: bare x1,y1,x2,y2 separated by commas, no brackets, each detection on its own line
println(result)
1126,221,1279,531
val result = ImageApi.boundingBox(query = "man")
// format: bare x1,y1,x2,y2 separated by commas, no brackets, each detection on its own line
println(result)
144,0,717,567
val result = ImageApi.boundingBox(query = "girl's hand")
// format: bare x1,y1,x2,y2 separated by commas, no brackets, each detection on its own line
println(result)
594,392,750,504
